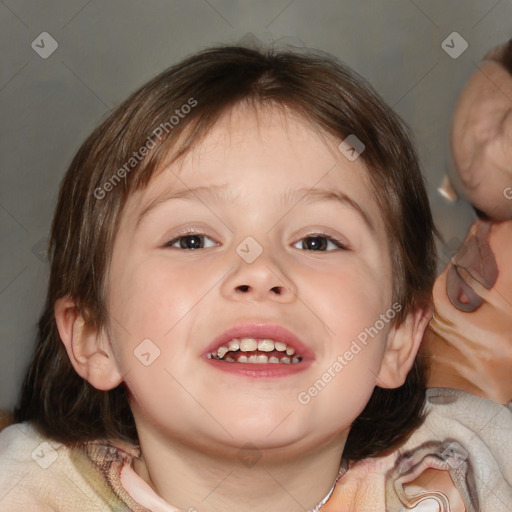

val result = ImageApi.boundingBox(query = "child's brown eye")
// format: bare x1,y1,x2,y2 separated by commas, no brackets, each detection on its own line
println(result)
165,233,217,250
293,235,348,252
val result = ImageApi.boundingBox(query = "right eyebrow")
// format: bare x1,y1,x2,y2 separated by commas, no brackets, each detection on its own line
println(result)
135,185,235,231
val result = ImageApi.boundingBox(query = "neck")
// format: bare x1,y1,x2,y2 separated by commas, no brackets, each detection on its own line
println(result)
132,424,346,512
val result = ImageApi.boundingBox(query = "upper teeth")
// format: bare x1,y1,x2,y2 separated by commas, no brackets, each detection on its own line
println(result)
209,337,300,363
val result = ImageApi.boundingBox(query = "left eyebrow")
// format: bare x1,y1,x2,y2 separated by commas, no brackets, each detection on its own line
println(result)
135,184,374,232
281,186,375,232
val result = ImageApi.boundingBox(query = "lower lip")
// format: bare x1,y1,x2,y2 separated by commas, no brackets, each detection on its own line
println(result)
204,357,313,377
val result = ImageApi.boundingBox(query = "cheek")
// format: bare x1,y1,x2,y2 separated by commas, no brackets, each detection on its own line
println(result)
106,255,214,387
300,262,392,361
110,255,208,333
308,260,391,317
301,278,393,431
108,258,205,425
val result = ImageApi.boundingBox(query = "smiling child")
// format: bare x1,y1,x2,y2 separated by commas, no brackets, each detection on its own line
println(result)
0,45,437,511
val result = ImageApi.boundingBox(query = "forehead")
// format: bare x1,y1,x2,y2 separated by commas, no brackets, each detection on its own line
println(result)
178,104,341,169
145,106,370,197
122,104,384,233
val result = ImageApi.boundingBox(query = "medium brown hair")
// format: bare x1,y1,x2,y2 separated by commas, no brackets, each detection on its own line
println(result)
14,45,437,460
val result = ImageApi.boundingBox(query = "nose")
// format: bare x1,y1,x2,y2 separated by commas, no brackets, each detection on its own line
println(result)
220,243,297,303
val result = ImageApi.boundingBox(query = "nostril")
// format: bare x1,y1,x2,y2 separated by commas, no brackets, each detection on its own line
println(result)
236,285,250,292
271,286,283,295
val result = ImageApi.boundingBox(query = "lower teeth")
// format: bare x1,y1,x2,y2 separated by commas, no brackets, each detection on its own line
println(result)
212,352,301,364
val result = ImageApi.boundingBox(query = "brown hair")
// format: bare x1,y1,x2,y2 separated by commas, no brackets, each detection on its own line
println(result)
14,45,437,460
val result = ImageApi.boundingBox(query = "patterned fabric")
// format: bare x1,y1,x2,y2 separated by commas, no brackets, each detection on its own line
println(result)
0,421,135,511
0,388,511,511
325,388,512,511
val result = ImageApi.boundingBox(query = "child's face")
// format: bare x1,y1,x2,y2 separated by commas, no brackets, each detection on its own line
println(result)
450,60,512,219
102,105,414,453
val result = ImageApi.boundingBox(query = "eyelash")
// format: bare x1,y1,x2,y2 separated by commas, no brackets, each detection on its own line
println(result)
164,229,349,252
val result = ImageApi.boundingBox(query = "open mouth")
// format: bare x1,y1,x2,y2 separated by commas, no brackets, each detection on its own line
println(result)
206,338,303,364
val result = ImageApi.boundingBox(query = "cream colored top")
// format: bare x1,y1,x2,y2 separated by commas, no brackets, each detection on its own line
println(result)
0,388,511,511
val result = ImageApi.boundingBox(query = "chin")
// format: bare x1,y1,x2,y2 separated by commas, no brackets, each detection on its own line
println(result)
219,404,314,446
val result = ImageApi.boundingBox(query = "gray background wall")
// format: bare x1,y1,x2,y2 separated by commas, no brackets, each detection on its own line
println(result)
1,0,510,410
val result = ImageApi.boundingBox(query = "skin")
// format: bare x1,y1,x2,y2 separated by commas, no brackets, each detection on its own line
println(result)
450,59,512,220
55,104,430,512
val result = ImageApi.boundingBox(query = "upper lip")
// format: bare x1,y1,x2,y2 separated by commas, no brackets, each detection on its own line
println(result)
203,323,315,360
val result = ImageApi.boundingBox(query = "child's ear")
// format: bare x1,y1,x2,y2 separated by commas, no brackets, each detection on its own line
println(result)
377,305,433,389
54,295,123,391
